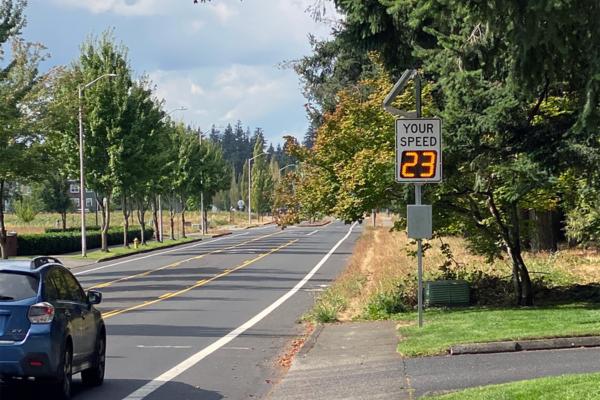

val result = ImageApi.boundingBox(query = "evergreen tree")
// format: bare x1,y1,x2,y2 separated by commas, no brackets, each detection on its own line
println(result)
251,135,273,219
228,169,241,209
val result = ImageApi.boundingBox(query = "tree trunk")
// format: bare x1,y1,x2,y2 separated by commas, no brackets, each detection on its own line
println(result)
170,209,175,241
0,179,7,260
152,196,160,243
61,213,67,232
508,203,533,306
181,211,186,239
137,199,147,246
122,195,130,249
100,196,111,252
530,209,557,252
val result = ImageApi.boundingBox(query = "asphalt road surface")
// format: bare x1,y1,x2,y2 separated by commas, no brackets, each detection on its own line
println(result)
2,222,362,400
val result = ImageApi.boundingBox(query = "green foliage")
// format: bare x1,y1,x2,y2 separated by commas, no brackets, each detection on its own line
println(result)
0,0,54,258
362,287,409,320
44,226,102,234
17,226,154,256
307,289,347,324
251,135,273,214
14,196,39,223
38,175,75,220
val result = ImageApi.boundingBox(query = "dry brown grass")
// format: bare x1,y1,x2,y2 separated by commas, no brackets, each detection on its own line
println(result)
327,213,600,321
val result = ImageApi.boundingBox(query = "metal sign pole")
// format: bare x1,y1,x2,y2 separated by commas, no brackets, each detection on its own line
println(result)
416,183,423,327
415,72,424,328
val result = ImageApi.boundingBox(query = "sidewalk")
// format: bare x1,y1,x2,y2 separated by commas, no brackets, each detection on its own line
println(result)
271,321,600,399
272,321,410,400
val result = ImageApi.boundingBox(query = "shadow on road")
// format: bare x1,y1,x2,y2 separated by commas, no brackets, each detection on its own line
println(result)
0,377,224,400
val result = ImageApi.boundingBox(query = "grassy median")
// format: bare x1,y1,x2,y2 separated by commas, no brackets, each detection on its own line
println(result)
433,373,600,399
68,237,197,260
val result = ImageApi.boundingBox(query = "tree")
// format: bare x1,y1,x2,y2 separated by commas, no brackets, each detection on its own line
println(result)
14,194,38,224
228,170,240,209
286,0,600,306
251,135,273,221
39,175,75,231
0,11,55,258
115,76,164,247
61,29,134,252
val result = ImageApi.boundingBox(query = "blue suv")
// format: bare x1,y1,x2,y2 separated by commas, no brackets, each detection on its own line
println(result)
0,257,106,399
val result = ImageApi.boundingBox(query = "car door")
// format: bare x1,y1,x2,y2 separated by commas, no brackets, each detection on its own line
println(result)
47,268,80,359
42,271,70,360
61,269,96,363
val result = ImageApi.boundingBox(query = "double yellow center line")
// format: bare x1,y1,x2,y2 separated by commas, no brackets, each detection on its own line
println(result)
101,239,298,319
86,231,284,291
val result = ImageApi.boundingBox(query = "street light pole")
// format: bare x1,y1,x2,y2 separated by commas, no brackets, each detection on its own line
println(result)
79,73,117,258
279,164,296,173
247,152,269,225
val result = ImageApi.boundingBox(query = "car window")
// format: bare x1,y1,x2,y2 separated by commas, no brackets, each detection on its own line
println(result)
60,269,86,304
0,272,40,301
43,274,60,302
49,268,70,301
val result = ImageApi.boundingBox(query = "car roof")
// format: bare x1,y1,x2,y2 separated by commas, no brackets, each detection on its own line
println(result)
0,259,62,275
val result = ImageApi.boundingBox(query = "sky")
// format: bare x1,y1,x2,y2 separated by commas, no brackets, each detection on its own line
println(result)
20,0,337,146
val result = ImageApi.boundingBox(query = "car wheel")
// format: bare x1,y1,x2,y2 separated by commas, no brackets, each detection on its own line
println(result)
81,331,105,387
52,343,73,400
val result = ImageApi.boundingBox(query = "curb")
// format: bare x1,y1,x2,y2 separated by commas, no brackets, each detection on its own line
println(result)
295,324,325,360
210,232,232,238
93,238,203,264
450,336,600,355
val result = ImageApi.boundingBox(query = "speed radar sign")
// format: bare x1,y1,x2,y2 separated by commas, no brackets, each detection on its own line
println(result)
396,118,442,183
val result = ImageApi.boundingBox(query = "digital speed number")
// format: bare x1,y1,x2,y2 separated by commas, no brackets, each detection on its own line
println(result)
396,118,442,183
400,151,438,179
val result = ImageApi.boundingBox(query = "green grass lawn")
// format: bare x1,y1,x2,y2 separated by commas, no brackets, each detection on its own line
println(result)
396,304,600,357
68,237,197,260
433,373,600,399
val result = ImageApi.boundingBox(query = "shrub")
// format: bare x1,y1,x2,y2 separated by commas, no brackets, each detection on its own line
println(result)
18,227,154,256
361,287,409,320
44,226,102,233
313,303,338,323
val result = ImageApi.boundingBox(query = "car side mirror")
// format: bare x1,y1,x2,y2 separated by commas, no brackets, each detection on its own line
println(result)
87,290,102,305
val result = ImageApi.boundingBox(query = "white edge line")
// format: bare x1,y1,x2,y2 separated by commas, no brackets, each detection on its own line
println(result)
73,233,250,276
121,222,358,400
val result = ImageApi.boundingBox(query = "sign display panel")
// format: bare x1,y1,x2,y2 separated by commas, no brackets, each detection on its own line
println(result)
396,118,442,183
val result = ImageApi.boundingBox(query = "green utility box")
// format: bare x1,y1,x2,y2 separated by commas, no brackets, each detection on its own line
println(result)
425,280,470,307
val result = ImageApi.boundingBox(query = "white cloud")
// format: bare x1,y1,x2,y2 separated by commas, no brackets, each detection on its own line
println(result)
187,20,206,35
190,83,204,95
53,0,167,16
148,65,305,143
207,3,239,25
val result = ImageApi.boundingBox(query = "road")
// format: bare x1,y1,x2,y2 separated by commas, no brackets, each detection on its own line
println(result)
2,222,361,400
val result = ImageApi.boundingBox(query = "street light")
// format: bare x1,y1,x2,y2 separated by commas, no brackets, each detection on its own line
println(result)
279,164,296,173
79,73,117,257
158,107,187,243
199,125,223,235
247,152,269,225
159,107,187,122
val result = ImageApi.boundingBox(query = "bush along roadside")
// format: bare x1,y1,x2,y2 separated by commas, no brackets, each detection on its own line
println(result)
17,227,154,256
44,226,102,233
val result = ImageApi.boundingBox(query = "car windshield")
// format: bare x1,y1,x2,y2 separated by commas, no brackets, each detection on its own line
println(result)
0,272,40,301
